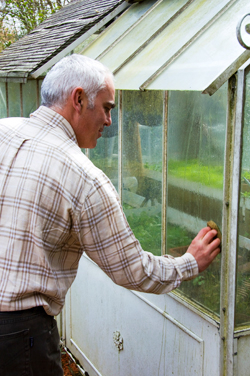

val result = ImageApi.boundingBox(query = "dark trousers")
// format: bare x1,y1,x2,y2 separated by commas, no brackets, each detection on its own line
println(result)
0,306,63,376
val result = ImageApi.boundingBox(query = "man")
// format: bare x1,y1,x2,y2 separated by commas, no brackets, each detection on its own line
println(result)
0,54,220,375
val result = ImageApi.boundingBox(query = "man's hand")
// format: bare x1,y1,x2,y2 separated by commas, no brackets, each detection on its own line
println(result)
186,227,221,273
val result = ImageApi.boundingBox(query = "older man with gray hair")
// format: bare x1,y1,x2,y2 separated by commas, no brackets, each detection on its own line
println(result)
0,54,220,375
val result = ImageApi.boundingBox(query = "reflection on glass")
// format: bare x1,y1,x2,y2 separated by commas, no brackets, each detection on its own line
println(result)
8,82,21,117
0,82,7,118
89,92,119,187
167,86,227,315
236,71,250,327
122,90,163,256
22,80,37,117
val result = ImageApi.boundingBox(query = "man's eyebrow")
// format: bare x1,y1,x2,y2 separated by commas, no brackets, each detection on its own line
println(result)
107,101,116,109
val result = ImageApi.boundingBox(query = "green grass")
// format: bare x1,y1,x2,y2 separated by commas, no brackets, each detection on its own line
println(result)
167,159,224,189
143,159,225,189
125,210,193,256
126,211,162,255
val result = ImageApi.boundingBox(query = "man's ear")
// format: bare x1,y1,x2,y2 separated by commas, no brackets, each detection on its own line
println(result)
72,87,86,112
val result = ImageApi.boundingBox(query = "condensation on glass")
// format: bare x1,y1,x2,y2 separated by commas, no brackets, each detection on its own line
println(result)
87,85,227,317
88,91,164,257
237,69,250,327
88,92,119,187
122,90,163,256
167,85,227,315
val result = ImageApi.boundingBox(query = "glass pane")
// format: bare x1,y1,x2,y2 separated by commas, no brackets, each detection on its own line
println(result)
100,0,189,73
167,85,227,315
22,80,37,117
83,0,155,59
112,0,244,91
236,70,250,327
8,82,21,117
122,90,163,256
0,82,7,118
149,0,250,92
89,92,119,188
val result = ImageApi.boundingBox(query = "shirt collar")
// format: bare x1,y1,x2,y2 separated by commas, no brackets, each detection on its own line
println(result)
30,106,78,145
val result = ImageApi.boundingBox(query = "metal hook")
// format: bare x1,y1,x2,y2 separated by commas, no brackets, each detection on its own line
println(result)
236,13,250,49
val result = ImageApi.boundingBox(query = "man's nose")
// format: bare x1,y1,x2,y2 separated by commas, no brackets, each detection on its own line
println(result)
105,113,112,127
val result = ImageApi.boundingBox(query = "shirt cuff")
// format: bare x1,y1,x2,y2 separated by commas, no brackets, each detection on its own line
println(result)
174,253,199,281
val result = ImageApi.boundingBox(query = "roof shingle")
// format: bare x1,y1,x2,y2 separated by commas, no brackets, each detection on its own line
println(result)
0,0,128,82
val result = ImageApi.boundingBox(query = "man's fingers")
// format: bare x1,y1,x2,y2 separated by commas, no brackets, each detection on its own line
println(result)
204,228,220,246
195,226,219,245
194,226,211,240
209,237,221,254
186,226,221,273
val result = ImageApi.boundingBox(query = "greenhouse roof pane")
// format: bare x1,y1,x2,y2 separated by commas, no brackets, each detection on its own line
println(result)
147,0,250,93
82,0,156,60
99,0,189,72
82,0,250,93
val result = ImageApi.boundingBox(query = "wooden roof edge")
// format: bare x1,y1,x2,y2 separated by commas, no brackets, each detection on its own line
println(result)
0,71,29,83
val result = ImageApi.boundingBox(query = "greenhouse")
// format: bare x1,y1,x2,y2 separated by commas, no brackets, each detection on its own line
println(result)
1,0,250,375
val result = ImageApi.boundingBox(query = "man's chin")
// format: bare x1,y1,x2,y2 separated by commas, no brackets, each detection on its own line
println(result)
89,140,98,149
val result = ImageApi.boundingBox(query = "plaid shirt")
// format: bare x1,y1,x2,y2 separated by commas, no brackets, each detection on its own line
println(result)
0,106,198,316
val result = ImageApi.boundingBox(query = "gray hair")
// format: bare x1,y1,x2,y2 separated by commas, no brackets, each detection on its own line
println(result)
41,54,114,109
